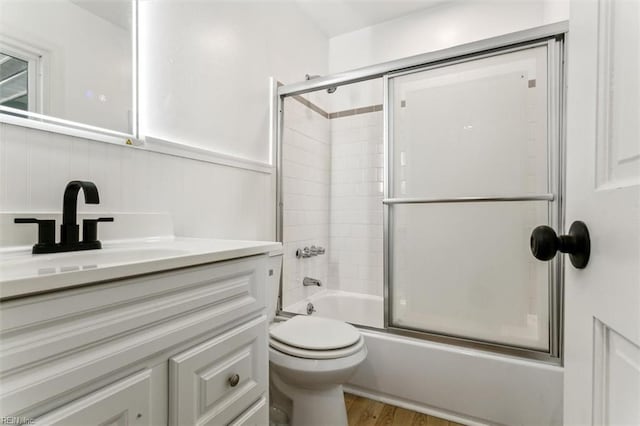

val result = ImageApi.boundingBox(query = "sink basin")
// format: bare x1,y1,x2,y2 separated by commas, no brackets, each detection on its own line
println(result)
0,237,282,299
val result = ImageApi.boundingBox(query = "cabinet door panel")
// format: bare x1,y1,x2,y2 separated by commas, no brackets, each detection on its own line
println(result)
37,370,152,426
229,397,268,426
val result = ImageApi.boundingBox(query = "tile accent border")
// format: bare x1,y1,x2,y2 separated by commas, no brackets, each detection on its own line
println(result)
279,81,383,120
291,94,329,119
329,104,383,119
289,96,383,120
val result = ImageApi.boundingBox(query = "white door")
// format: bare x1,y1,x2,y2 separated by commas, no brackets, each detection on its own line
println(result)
564,0,640,424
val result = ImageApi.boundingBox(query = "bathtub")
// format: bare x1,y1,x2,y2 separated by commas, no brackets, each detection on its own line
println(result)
284,289,384,328
283,289,563,426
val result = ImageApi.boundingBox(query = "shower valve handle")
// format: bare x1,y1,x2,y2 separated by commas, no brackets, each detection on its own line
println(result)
296,247,311,258
530,221,590,269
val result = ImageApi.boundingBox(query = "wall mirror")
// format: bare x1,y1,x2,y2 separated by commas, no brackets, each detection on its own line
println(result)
0,0,136,140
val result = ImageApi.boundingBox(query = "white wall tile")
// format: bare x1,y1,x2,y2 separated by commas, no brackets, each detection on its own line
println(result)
282,109,385,300
329,111,384,297
281,98,331,308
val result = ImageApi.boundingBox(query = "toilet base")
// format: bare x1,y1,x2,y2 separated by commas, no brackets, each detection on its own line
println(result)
271,370,348,426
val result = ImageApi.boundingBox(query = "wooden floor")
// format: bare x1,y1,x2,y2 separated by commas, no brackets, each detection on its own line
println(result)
345,394,465,426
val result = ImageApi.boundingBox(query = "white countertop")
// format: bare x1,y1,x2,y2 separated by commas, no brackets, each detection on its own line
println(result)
0,237,282,300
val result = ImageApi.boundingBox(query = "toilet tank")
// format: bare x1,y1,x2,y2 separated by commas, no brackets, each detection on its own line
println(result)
267,251,283,322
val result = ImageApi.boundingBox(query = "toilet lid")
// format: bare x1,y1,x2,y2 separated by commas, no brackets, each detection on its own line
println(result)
269,315,361,350
270,335,365,360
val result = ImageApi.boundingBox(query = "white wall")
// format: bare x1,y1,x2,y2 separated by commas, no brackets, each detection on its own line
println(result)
0,123,273,240
0,1,329,242
139,0,328,164
0,0,132,133
327,0,569,112
329,1,568,73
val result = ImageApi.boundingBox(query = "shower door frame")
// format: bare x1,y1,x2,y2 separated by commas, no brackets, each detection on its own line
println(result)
275,22,568,363
383,40,565,362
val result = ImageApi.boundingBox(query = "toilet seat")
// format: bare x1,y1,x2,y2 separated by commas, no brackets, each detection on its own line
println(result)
270,315,361,350
270,335,365,359
269,315,364,359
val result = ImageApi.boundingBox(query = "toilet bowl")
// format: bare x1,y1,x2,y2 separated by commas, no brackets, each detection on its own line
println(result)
267,252,367,426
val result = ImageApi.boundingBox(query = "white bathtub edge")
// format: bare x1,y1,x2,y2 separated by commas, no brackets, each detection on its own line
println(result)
358,328,564,370
349,329,563,426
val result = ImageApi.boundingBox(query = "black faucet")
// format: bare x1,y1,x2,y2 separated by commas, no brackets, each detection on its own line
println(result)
15,180,113,254
61,181,100,245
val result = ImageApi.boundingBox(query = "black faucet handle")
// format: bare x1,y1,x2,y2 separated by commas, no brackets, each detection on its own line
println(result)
14,218,56,246
82,217,114,243
15,218,42,223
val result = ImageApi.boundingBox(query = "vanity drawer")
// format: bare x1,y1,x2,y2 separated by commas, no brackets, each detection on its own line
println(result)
36,369,152,426
169,315,268,426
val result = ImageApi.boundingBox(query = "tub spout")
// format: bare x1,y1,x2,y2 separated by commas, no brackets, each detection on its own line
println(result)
303,277,321,287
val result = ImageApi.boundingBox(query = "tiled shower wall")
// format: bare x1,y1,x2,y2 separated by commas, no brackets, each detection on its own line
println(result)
282,97,384,307
281,97,331,307
281,98,385,307
329,111,384,296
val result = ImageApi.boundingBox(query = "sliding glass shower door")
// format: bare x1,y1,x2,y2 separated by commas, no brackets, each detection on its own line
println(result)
385,43,562,355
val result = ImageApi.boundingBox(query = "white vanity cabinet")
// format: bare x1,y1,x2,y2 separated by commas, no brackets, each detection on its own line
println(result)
0,254,271,426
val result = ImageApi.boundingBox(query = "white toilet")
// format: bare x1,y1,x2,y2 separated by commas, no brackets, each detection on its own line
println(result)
267,252,368,426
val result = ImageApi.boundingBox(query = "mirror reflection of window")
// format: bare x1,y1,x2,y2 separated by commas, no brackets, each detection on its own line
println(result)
0,0,134,134
0,53,29,111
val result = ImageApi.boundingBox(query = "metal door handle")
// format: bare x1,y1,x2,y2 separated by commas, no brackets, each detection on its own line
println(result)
530,221,590,269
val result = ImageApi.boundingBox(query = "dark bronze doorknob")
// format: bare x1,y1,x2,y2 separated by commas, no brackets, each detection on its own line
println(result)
530,221,590,269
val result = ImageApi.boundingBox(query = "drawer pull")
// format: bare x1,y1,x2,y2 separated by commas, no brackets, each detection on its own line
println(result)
228,373,240,387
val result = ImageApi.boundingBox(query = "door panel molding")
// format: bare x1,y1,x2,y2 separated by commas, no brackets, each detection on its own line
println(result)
592,318,640,425
595,0,640,189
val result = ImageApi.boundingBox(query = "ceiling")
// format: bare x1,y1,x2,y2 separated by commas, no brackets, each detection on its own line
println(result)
67,0,446,38
294,0,449,37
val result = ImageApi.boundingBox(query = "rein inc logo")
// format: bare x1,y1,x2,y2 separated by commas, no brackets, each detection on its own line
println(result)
1,418,35,425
